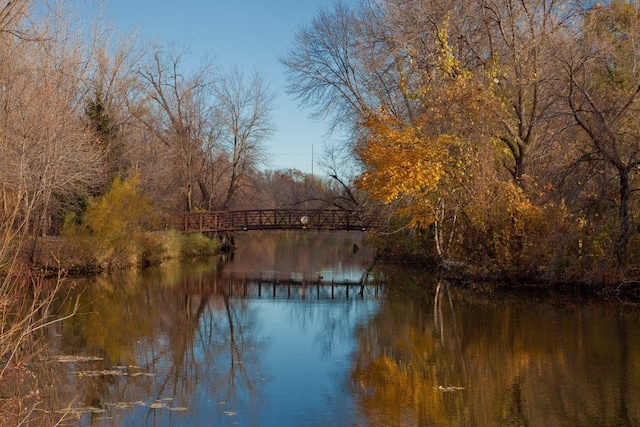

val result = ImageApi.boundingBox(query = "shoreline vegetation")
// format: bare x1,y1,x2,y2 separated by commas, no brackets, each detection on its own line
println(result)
280,0,640,300
12,174,231,278
22,231,231,278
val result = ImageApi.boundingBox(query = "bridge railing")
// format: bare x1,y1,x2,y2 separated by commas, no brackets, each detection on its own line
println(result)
170,209,379,233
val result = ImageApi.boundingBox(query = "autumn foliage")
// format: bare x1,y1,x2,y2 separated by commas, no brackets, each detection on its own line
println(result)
356,27,530,275
63,174,156,268
325,2,640,282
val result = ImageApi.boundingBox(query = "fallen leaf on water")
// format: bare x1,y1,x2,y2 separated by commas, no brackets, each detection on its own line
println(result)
168,407,188,412
437,385,465,392
52,355,103,363
75,370,124,377
67,407,106,415
224,411,236,416
130,372,157,377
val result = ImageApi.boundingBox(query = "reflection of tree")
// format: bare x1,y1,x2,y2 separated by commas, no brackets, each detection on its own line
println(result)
221,291,257,402
43,232,379,425
154,283,211,410
351,277,640,426
615,315,632,427
46,260,264,425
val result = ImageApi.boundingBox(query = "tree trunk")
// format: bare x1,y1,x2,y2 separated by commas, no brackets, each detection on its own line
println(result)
197,179,211,210
616,168,631,270
186,182,193,213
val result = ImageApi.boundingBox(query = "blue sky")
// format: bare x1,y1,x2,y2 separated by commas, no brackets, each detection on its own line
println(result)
100,0,347,174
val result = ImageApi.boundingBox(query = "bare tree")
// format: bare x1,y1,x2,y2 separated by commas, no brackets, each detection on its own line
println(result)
0,0,37,40
135,46,218,212
0,3,102,423
214,67,275,210
319,142,362,209
282,2,383,132
0,2,106,261
557,1,640,269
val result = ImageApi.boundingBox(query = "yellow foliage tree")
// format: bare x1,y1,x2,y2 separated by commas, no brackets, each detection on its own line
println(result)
356,112,449,225
65,173,156,268
356,19,505,241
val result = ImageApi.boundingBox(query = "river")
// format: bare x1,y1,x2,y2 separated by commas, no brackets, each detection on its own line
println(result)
26,232,640,425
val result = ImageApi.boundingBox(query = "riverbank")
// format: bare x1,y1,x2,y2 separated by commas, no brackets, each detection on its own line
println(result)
376,259,640,308
375,246,640,303
21,232,231,278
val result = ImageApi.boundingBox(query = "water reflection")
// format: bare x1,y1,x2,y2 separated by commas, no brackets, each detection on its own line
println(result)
44,231,379,426
28,232,640,426
352,276,640,427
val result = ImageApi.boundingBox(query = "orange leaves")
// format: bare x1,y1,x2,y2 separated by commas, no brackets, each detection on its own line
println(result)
355,75,502,229
356,112,448,208
355,18,506,239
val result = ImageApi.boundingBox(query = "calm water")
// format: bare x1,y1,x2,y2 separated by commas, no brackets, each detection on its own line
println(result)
37,232,640,426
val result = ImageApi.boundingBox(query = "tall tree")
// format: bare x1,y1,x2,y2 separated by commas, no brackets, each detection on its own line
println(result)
282,1,416,137
136,46,218,212
356,24,506,263
470,0,575,182
214,67,275,210
85,26,142,186
558,0,640,269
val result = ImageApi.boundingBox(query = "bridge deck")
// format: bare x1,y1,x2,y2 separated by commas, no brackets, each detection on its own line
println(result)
171,209,378,233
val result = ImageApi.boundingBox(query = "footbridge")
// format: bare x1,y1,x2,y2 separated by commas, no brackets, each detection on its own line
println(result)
170,209,379,233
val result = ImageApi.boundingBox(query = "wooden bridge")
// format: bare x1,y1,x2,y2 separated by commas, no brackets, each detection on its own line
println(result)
170,209,378,233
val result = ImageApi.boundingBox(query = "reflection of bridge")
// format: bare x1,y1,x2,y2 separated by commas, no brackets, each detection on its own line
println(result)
200,275,383,301
170,209,379,233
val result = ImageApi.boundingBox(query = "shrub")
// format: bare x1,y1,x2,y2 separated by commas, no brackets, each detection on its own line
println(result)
139,232,167,267
178,233,221,259
159,230,184,260
63,173,157,268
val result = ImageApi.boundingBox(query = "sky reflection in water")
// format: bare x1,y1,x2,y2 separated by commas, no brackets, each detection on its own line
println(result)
57,232,380,427
44,232,640,426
